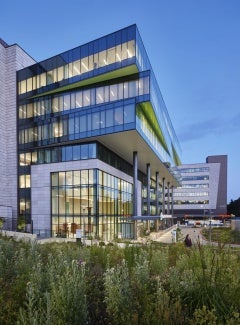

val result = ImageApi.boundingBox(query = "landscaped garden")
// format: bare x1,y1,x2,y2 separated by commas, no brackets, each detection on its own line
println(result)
0,233,240,324
202,226,240,245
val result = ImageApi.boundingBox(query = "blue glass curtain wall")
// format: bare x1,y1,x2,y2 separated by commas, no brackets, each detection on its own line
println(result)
18,74,149,120
19,100,136,148
149,73,181,161
18,142,135,183
18,25,138,97
18,73,150,148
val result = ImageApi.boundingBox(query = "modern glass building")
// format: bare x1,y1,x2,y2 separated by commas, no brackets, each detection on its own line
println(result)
17,25,181,239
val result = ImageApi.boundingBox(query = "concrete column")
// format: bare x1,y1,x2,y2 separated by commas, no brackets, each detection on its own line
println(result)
162,178,165,215
167,182,170,214
133,151,138,239
171,185,174,217
146,163,150,231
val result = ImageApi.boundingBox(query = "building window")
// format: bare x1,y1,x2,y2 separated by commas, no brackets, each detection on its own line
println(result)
51,169,133,240
18,40,136,95
179,167,209,173
181,175,209,181
174,192,209,197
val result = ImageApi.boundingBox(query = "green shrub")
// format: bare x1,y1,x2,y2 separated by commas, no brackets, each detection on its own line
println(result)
104,260,132,324
0,236,240,324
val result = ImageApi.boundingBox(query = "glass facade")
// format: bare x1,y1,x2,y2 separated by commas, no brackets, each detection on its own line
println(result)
18,39,136,95
17,25,181,238
18,74,150,148
51,169,133,240
19,142,136,176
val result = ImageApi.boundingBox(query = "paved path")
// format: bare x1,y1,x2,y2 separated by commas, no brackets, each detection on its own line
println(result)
152,226,240,248
152,225,208,245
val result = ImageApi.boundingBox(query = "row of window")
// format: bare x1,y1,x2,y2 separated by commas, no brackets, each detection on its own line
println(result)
181,175,209,181
19,141,134,178
180,184,209,189
174,200,209,205
19,143,96,166
19,76,149,119
51,169,132,192
179,167,209,173
19,102,135,145
174,192,209,197
18,41,135,94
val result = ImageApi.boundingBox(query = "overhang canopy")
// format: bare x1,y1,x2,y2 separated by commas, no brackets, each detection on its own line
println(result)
96,129,180,187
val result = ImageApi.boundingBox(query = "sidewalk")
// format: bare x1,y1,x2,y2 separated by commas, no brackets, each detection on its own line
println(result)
149,225,208,245
149,225,178,244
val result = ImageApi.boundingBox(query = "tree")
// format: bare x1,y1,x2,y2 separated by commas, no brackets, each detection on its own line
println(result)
227,197,240,216
0,217,5,231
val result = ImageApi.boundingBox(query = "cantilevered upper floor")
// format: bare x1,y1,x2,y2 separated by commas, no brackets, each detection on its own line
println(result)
17,25,181,187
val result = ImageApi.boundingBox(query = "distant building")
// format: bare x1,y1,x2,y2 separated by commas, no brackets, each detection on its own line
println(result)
173,155,227,218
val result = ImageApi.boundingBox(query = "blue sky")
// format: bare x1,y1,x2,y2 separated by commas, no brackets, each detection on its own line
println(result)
1,0,239,202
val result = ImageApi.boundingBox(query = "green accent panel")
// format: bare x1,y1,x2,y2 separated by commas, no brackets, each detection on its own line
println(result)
172,143,182,166
137,102,170,154
29,65,139,99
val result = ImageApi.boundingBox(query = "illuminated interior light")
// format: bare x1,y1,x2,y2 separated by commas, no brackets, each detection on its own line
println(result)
81,62,89,71
127,49,133,58
104,59,107,65
86,96,90,102
73,65,80,74
97,94,103,101
76,100,81,107
116,53,121,61
110,90,115,97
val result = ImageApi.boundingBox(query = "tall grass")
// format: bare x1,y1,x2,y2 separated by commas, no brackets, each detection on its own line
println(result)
0,236,240,324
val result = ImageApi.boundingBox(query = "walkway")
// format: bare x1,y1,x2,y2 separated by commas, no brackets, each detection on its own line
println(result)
151,225,240,249
150,225,208,245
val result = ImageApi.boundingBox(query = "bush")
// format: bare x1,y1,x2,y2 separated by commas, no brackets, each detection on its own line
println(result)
1,236,240,324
